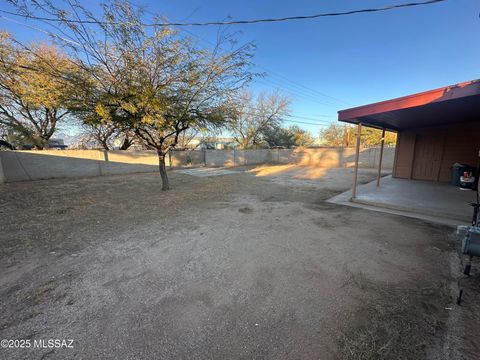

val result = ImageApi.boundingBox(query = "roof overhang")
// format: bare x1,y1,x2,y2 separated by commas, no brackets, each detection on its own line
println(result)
338,80,480,131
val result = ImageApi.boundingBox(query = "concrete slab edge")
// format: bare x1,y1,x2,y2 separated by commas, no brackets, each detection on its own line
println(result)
326,196,466,228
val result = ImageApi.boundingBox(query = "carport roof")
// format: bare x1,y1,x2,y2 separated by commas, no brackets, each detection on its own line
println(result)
338,79,480,131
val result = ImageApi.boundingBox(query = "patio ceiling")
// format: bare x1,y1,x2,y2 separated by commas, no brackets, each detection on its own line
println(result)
338,79,480,131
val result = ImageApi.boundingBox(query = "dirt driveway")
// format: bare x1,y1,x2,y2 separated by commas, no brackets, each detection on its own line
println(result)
0,166,460,359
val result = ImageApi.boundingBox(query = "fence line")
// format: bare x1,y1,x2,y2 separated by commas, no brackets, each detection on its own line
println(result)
0,147,395,183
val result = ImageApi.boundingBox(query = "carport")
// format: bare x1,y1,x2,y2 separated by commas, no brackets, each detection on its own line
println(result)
334,79,480,225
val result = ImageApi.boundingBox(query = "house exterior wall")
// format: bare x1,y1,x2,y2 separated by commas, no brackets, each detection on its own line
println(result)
393,131,416,179
393,122,480,182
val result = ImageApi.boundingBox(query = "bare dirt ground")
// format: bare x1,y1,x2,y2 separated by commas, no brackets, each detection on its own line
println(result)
0,165,467,359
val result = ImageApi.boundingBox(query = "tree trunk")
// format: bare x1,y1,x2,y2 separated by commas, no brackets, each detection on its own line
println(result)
157,151,169,191
119,136,132,150
34,135,49,150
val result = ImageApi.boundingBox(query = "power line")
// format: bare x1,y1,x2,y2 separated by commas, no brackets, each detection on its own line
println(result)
286,114,334,122
0,15,81,46
0,34,334,127
255,78,337,107
218,102,333,126
0,1,447,27
283,119,331,126
255,65,351,106
0,4,374,130
178,26,348,108
2,12,331,112
231,109,333,127
0,15,346,109
177,27,347,107
127,8,351,107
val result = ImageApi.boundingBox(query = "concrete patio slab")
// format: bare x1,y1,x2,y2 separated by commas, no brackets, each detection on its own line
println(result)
328,175,476,226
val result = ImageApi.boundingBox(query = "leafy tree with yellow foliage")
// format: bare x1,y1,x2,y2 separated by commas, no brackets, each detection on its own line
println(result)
0,32,79,149
319,123,396,147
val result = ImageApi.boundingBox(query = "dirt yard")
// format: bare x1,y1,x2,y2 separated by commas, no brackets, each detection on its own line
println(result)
0,165,471,359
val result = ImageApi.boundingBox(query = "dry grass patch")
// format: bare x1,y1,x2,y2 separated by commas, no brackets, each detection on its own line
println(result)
339,271,450,360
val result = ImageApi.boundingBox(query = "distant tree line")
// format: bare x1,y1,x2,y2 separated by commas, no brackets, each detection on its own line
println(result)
226,91,315,149
319,124,396,147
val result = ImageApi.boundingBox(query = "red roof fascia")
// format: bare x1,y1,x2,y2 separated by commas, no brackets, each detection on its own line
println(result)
338,79,480,122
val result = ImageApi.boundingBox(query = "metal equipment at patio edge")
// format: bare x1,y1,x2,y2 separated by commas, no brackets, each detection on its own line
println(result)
460,160,480,277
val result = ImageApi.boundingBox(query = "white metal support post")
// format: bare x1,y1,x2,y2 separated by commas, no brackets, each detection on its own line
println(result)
352,123,362,199
376,128,385,187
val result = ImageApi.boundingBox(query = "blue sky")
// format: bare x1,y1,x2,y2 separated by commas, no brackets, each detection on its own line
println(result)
1,0,479,135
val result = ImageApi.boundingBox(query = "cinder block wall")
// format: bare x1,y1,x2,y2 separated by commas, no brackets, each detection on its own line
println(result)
0,150,159,182
0,147,394,183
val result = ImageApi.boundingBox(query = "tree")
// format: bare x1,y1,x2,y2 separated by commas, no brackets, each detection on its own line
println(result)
80,122,117,150
262,125,314,148
0,123,15,149
289,125,315,147
319,124,347,147
351,127,397,146
78,112,136,150
116,130,136,150
0,32,79,149
319,123,396,147
175,128,219,150
228,91,290,149
262,125,295,148
15,0,255,189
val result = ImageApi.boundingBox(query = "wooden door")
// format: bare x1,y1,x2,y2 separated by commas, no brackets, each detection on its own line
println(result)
412,134,444,181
